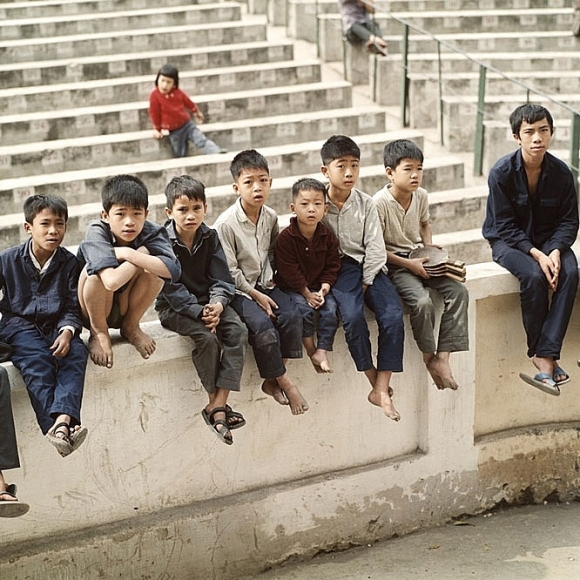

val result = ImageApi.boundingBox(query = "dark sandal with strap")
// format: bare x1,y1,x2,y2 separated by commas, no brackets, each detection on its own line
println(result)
225,404,246,430
201,407,233,445
46,422,74,457
0,484,30,518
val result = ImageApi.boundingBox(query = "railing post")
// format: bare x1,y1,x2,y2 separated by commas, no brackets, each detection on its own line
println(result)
437,41,444,146
570,111,580,192
401,23,410,127
473,64,487,177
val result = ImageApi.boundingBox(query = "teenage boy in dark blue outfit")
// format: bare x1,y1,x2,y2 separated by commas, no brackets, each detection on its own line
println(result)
0,195,89,457
483,104,579,396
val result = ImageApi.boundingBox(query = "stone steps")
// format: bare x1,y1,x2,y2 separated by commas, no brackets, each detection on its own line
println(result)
0,41,295,89
0,2,242,39
0,131,466,219
0,19,269,64
0,60,322,113
0,80,354,143
0,106,389,178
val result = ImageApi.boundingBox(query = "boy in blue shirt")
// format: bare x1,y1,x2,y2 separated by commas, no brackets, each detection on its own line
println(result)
156,175,248,445
0,195,89,458
77,175,181,369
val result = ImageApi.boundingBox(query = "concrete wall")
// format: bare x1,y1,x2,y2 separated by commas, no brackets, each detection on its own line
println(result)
2,260,580,579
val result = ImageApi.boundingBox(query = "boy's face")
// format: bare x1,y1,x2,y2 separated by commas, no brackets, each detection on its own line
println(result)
233,168,272,213
291,188,327,227
157,74,175,95
514,117,552,161
24,208,66,256
321,155,360,193
386,157,424,195
166,195,207,237
103,203,148,245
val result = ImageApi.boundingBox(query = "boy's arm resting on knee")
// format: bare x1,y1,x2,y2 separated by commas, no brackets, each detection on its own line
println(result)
116,246,172,279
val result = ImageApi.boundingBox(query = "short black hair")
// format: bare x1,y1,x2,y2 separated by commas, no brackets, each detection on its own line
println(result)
165,175,206,208
320,135,360,165
155,64,179,88
291,177,327,201
382,139,424,168
229,149,269,180
24,194,68,225
101,174,149,212
509,104,554,137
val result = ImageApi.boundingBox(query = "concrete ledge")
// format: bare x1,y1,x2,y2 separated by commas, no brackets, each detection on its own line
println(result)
3,259,580,579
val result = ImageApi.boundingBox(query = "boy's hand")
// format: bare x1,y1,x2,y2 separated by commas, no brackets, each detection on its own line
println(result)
250,289,278,319
50,329,72,358
193,110,205,124
202,303,224,332
153,129,164,140
304,290,324,309
407,257,430,279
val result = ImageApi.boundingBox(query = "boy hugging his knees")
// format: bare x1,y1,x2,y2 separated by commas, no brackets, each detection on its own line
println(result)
77,174,181,369
0,195,89,458
213,149,309,415
155,175,248,446
373,139,469,391
320,135,405,422
274,178,341,374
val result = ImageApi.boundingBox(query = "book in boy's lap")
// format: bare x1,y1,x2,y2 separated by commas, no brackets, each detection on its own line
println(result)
409,246,466,283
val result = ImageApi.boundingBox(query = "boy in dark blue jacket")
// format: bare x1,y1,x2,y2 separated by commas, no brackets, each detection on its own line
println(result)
0,195,89,458
156,175,248,445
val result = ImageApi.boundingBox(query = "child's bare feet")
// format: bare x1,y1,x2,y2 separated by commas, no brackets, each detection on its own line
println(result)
276,374,309,415
426,355,459,390
309,349,333,373
88,331,113,368
121,325,156,359
261,378,289,405
368,388,400,421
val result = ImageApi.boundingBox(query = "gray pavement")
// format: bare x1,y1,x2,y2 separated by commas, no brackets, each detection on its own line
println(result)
240,502,580,580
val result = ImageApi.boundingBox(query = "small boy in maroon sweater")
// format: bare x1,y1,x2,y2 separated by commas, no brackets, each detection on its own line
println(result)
148,64,225,158
275,178,341,373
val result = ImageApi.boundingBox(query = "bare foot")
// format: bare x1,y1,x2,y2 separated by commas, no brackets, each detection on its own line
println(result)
89,331,113,368
310,349,333,373
277,375,309,415
426,357,459,390
121,325,156,359
368,388,401,421
261,379,289,405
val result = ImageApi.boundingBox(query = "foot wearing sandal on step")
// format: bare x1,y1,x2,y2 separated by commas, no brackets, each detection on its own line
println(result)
0,472,29,518
207,388,246,431
46,415,88,457
201,406,233,445
519,356,561,396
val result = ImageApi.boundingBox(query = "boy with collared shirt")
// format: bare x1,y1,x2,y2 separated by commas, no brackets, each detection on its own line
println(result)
275,177,340,373
0,195,89,458
483,104,579,395
214,149,309,415
156,175,248,446
77,174,181,369
320,135,404,421
374,139,469,391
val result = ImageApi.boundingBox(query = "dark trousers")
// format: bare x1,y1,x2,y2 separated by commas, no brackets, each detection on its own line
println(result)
158,305,247,393
345,20,383,44
0,366,19,471
0,325,88,434
332,260,404,372
231,287,303,379
492,240,579,359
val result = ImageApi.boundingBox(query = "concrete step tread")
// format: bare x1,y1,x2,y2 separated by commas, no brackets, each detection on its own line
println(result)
0,130,426,189
0,80,352,122
0,18,267,49
407,69,580,80
0,59,321,98
389,51,580,62
1,2,240,25
0,106,388,154
442,93,580,103
0,40,294,72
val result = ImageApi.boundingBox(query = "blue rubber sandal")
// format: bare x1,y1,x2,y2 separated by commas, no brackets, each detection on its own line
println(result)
553,366,570,386
519,372,560,396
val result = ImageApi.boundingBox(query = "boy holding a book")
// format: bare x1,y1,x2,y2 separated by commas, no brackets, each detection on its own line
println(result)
373,139,469,390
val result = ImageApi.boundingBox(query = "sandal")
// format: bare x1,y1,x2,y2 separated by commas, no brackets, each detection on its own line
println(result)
225,404,246,430
201,407,233,445
70,425,89,451
0,484,30,518
46,422,74,457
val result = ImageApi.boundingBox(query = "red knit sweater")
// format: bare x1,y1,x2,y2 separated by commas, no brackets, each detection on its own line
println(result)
148,87,199,132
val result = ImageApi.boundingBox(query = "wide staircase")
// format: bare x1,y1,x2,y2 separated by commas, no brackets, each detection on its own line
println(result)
2,1,580,579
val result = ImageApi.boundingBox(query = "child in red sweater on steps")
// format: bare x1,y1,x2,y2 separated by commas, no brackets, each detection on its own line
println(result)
148,64,226,158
